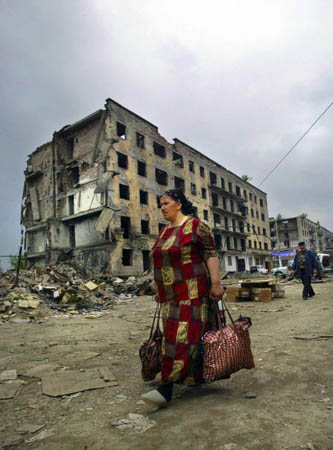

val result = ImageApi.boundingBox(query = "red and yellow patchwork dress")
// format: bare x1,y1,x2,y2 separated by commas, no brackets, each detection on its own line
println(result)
152,217,217,385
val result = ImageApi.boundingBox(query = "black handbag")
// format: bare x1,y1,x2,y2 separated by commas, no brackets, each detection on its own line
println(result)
139,303,163,381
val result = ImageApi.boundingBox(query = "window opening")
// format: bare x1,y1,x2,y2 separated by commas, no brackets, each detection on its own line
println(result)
189,160,194,172
155,168,168,185
122,249,132,266
142,250,150,271
200,166,205,177
203,210,208,221
136,132,145,149
140,190,148,205
210,172,217,185
212,192,218,206
137,160,146,177
67,137,74,160
158,222,166,232
221,178,225,189
214,234,222,250
117,152,128,169
121,216,131,239
201,187,207,199
153,142,166,158
174,176,185,191
213,213,221,225
173,152,183,167
228,182,233,193
68,195,74,215
141,220,150,235
69,225,75,247
119,184,130,200
190,183,196,195
117,122,126,140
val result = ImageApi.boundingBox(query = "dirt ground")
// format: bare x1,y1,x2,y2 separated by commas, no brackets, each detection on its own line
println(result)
0,278,332,450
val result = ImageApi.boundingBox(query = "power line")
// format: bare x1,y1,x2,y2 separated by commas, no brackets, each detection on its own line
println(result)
258,101,333,187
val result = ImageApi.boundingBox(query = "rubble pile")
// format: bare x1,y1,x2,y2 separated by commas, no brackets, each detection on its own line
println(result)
0,264,156,323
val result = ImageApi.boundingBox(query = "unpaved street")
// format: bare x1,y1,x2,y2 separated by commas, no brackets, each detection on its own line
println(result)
0,279,332,450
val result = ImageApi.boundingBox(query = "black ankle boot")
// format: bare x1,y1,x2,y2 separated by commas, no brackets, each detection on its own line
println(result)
157,383,173,402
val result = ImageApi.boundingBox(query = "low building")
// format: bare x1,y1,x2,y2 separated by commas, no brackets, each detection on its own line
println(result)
23,98,272,276
269,216,333,265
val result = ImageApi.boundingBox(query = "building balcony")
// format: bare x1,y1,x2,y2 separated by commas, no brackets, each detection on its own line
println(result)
213,225,249,238
208,184,248,203
212,205,247,219
61,206,104,223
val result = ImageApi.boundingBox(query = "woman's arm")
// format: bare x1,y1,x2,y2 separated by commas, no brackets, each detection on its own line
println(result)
206,256,224,299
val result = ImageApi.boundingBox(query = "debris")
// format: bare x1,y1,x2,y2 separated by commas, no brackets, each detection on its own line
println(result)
0,380,24,399
16,423,45,434
25,428,52,443
0,369,17,381
112,413,156,433
25,363,60,378
84,281,98,291
18,298,40,309
243,391,257,399
41,367,118,397
292,335,333,341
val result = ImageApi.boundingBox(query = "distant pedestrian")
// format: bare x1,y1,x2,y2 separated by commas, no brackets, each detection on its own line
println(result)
292,242,320,300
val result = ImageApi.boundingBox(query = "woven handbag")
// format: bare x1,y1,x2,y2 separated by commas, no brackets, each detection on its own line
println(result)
139,303,163,381
202,300,254,383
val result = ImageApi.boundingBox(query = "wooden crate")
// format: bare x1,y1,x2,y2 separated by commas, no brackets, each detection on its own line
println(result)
251,287,272,302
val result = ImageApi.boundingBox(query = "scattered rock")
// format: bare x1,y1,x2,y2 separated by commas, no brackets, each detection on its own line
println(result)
0,369,17,381
112,413,156,433
243,391,257,399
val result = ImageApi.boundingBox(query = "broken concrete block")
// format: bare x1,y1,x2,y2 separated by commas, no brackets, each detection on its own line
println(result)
16,423,45,434
25,363,60,378
41,367,118,397
18,298,40,309
0,380,24,399
0,369,17,381
84,281,98,291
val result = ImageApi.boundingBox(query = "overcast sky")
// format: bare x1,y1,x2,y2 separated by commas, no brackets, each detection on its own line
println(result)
1,0,332,269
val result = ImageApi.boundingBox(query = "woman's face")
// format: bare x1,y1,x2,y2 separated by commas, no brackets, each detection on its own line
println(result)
160,195,181,222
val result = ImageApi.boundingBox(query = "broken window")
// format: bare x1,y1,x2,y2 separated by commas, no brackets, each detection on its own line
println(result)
174,176,185,191
259,242,262,249
260,198,264,207
222,197,227,210
236,186,241,197
121,216,131,239
117,152,128,169
227,238,231,251
244,190,247,199
213,213,221,225
200,166,205,177
122,249,132,266
228,181,233,193
137,160,146,177
156,196,161,208
251,209,254,218
232,219,236,231
203,210,208,221
254,195,257,203
68,195,74,215
263,228,266,236
252,225,256,233
239,221,244,233
233,237,238,249
189,160,194,172
212,192,218,207
248,240,252,249
209,171,217,185
221,178,225,190
256,210,259,219
139,190,148,205
69,225,75,248
264,243,268,250
192,206,198,216
201,187,207,199
241,239,246,252
190,183,196,195
158,222,166,232
249,193,253,201
141,220,150,235
227,255,232,265
214,234,222,250
136,132,145,149
142,250,150,271
153,141,166,158
173,152,183,168
68,166,79,187
230,200,234,213
258,227,261,234
224,216,229,229
247,223,250,232
117,122,126,140
155,168,168,186
119,184,130,200
261,213,265,221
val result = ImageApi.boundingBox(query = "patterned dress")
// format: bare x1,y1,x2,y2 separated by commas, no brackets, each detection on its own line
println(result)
151,217,217,385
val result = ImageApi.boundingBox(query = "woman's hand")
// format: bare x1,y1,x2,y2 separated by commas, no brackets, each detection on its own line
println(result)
210,282,224,300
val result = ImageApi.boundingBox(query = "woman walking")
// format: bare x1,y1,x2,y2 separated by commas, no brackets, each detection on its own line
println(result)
142,189,224,407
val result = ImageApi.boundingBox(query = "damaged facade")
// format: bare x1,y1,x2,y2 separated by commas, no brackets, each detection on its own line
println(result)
23,98,271,276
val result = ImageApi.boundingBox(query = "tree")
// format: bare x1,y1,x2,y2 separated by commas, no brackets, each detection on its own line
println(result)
241,174,252,182
10,256,26,270
276,213,284,221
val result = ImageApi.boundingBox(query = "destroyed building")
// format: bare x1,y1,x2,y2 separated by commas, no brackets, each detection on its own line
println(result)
23,98,272,276
269,216,333,254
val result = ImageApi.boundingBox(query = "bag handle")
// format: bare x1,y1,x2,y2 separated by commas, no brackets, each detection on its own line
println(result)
149,303,161,338
212,297,235,330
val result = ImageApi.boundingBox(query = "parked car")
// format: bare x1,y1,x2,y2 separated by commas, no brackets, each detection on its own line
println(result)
272,266,288,277
250,265,268,275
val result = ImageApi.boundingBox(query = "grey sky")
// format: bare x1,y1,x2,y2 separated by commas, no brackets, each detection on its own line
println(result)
1,0,332,268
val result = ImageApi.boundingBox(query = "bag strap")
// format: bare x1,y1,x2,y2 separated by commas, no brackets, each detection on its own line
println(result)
212,297,235,330
149,303,161,338
221,298,235,324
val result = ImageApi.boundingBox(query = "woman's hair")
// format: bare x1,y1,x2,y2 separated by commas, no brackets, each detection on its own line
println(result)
161,189,195,215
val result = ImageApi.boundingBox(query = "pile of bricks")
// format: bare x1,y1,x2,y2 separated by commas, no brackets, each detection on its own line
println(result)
225,284,285,303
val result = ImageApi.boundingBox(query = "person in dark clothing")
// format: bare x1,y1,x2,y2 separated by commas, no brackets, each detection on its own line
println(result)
292,242,320,300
